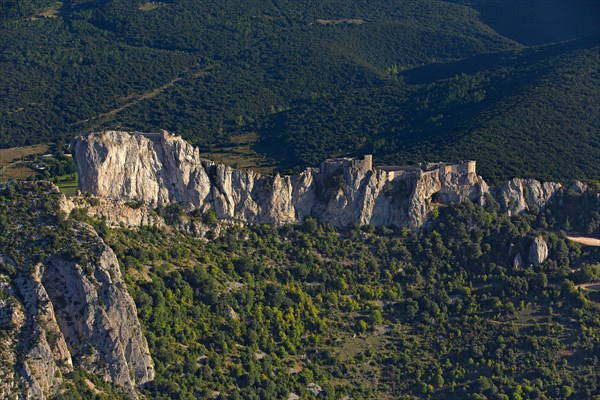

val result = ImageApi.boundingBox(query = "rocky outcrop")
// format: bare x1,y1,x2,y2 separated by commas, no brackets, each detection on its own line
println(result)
528,236,549,265
43,222,154,394
1,269,27,400
73,131,566,229
1,259,69,400
513,253,524,269
493,178,562,216
568,181,588,194
60,196,222,240
0,220,154,399
73,131,489,229
63,196,165,229
15,264,73,398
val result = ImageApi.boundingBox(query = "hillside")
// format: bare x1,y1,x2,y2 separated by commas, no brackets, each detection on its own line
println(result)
2,2,600,398
0,182,154,399
2,181,599,399
2,1,597,182
256,36,599,182
448,0,600,45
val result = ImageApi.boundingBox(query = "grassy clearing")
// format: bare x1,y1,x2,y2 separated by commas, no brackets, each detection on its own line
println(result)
0,144,49,167
29,2,62,20
201,132,276,174
515,304,544,324
139,2,161,11
334,331,388,362
0,144,49,183
55,174,78,196
3,165,36,180
39,3,61,18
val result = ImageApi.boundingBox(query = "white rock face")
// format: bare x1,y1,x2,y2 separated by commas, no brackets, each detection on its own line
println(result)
1,258,72,400
0,221,154,399
16,264,73,396
513,253,524,269
493,178,562,216
528,236,549,265
64,196,165,228
568,181,588,194
43,222,155,394
73,131,490,229
74,131,565,229
1,271,27,400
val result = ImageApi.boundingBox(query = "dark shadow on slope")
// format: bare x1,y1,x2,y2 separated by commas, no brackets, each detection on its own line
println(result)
402,35,599,85
254,33,599,181
444,0,600,46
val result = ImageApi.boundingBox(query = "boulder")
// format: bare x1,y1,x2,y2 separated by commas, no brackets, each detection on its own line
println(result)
528,236,549,265
513,253,524,269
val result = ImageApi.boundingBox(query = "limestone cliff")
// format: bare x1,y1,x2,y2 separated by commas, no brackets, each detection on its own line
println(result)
42,221,155,394
73,131,490,229
0,187,154,399
493,178,562,216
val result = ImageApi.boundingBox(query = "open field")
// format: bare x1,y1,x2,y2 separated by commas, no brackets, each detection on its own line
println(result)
0,144,49,166
29,2,62,20
2,165,36,180
201,132,276,174
567,235,600,247
139,2,162,11
55,175,78,196
0,144,50,182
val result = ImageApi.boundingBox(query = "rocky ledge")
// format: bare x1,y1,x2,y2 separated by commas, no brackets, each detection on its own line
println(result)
74,131,565,229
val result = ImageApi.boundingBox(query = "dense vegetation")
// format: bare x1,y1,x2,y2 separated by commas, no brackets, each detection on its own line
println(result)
257,37,599,183
78,185,599,399
2,2,598,396
449,0,600,45
0,182,76,269
1,1,598,182
1,181,599,399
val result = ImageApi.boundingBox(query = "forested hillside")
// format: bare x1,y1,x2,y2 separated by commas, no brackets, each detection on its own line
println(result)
13,182,593,400
1,0,598,181
2,2,599,398
449,0,600,45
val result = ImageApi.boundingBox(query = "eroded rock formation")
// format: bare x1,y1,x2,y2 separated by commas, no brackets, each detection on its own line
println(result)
73,131,566,229
493,178,562,216
528,236,549,265
74,131,491,229
0,220,154,399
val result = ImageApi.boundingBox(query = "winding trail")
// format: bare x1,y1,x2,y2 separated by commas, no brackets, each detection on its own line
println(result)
73,66,212,127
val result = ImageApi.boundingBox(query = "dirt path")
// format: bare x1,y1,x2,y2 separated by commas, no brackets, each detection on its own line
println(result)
575,282,600,291
73,66,212,127
567,236,600,247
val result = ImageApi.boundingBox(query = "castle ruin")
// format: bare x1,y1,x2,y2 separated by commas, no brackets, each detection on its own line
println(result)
320,154,476,184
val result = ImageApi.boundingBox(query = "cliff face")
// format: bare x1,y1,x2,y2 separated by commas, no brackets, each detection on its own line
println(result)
15,264,73,398
493,178,563,216
43,222,155,392
1,258,72,400
74,131,492,228
0,214,154,399
528,236,549,266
